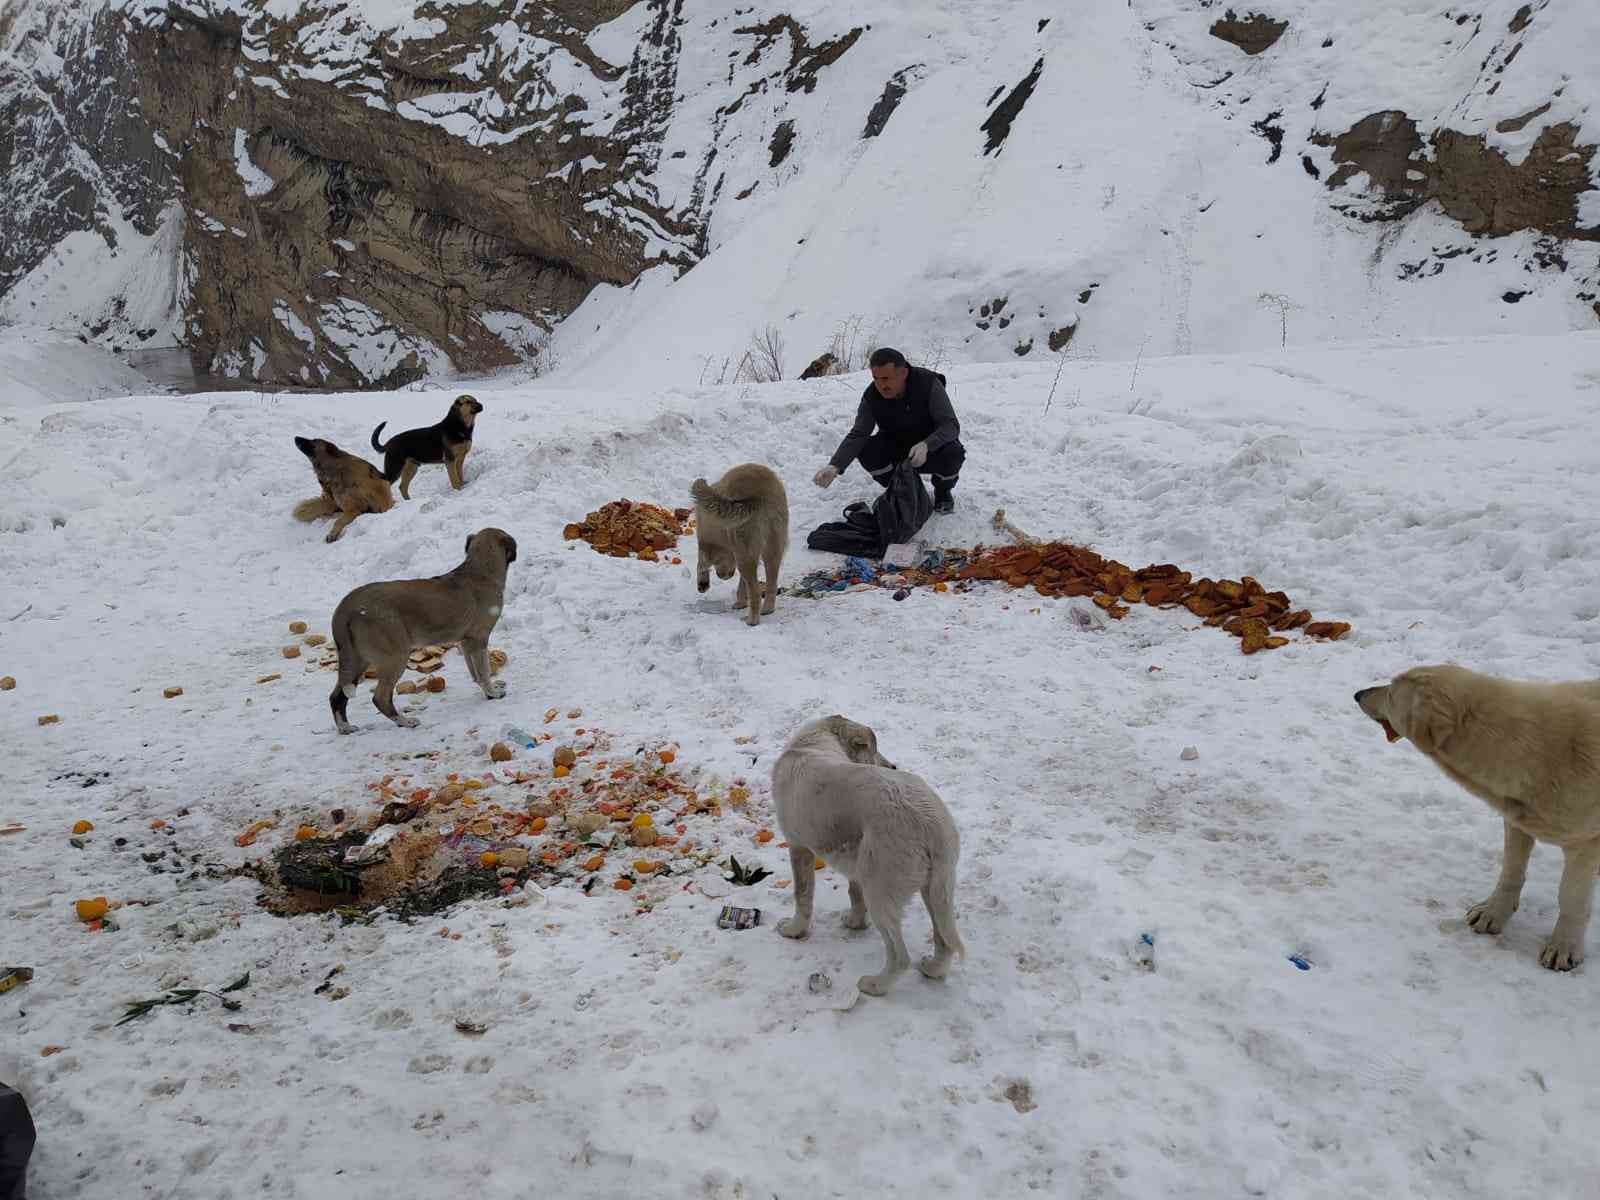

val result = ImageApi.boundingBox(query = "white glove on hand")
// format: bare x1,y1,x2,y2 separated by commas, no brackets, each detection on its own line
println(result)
814,464,839,489
907,442,929,469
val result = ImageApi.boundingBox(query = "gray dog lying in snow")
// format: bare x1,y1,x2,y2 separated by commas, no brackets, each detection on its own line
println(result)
771,715,965,996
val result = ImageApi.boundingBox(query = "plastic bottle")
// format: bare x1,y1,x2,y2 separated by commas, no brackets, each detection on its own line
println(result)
1130,932,1156,971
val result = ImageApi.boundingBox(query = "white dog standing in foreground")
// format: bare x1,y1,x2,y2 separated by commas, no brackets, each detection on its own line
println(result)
1355,664,1600,971
771,715,965,995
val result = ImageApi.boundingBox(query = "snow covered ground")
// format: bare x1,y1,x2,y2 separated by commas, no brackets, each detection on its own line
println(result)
3,330,1600,1198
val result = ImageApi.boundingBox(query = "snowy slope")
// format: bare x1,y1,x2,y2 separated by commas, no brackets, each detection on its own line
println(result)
3,332,1600,1197
0,0,184,347
548,0,1600,387
0,323,163,408
4,0,1597,384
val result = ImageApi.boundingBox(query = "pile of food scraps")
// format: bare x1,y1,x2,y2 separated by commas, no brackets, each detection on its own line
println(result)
796,540,1350,655
563,499,692,562
938,542,1350,653
253,717,765,920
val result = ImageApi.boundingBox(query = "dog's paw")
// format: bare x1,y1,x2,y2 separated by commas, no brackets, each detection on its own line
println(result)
744,613,761,627
324,530,342,544
918,955,950,980
1539,936,1585,971
394,716,421,729
697,580,709,593
335,721,355,735
485,680,507,700
777,917,809,940
1465,899,1515,935
841,911,869,931
857,974,892,997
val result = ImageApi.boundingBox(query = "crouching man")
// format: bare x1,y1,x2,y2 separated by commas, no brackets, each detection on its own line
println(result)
813,347,965,513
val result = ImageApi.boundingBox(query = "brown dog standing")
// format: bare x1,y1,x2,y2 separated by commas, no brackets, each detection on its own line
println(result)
329,528,517,733
690,463,789,626
370,394,483,499
293,436,395,543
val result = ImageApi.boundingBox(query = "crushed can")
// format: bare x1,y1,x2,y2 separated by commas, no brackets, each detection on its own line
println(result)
716,905,761,931
0,969,32,998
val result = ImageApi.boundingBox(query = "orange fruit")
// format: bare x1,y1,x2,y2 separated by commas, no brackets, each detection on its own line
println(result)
74,897,109,922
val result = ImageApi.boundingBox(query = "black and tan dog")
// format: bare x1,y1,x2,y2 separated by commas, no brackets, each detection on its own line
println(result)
370,394,484,500
328,527,517,734
293,436,395,543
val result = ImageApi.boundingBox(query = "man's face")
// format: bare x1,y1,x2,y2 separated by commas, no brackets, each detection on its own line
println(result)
871,363,909,399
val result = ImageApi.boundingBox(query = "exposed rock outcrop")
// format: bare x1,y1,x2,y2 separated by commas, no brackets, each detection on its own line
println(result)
1209,11,1288,57
0,2,176,301
1313,110,1598,240
122,0,700,386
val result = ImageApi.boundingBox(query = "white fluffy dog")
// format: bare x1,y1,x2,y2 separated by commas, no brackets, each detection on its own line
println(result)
771,715,965,995
1356,664,1600,971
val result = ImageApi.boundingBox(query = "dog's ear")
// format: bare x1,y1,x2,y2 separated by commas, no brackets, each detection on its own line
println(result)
464,533,475,557
1395,673,1452,754
503,534,517,564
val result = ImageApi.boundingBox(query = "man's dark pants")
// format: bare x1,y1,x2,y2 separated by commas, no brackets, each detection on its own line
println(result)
856,432,965,486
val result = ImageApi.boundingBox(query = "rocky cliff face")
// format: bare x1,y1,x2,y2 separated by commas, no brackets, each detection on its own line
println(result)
118,0,700,386
2,1,1597,386
0,1,177,339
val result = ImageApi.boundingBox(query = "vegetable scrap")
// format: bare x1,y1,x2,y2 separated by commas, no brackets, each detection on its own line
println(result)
0,967,34,996
117,972,250,1026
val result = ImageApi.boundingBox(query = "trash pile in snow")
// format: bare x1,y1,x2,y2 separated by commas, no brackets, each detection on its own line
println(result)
249,715,772,920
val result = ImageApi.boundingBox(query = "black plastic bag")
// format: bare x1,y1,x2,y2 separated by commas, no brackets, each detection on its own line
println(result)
0,1082,34,1200
806,500,884,557
871,460,933,548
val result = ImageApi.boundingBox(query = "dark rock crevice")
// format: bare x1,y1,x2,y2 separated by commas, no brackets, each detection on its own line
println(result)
862,65,920,139
980,58,1044,157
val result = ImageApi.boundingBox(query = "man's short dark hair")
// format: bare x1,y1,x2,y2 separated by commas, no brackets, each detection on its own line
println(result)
868,347,908,370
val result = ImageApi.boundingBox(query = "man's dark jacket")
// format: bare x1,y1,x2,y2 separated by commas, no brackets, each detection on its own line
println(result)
828,367,960,473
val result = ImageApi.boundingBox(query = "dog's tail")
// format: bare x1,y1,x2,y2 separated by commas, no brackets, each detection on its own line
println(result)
370,422,390,454
926,848,967,961
690,477,763,525
293,495,336,522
